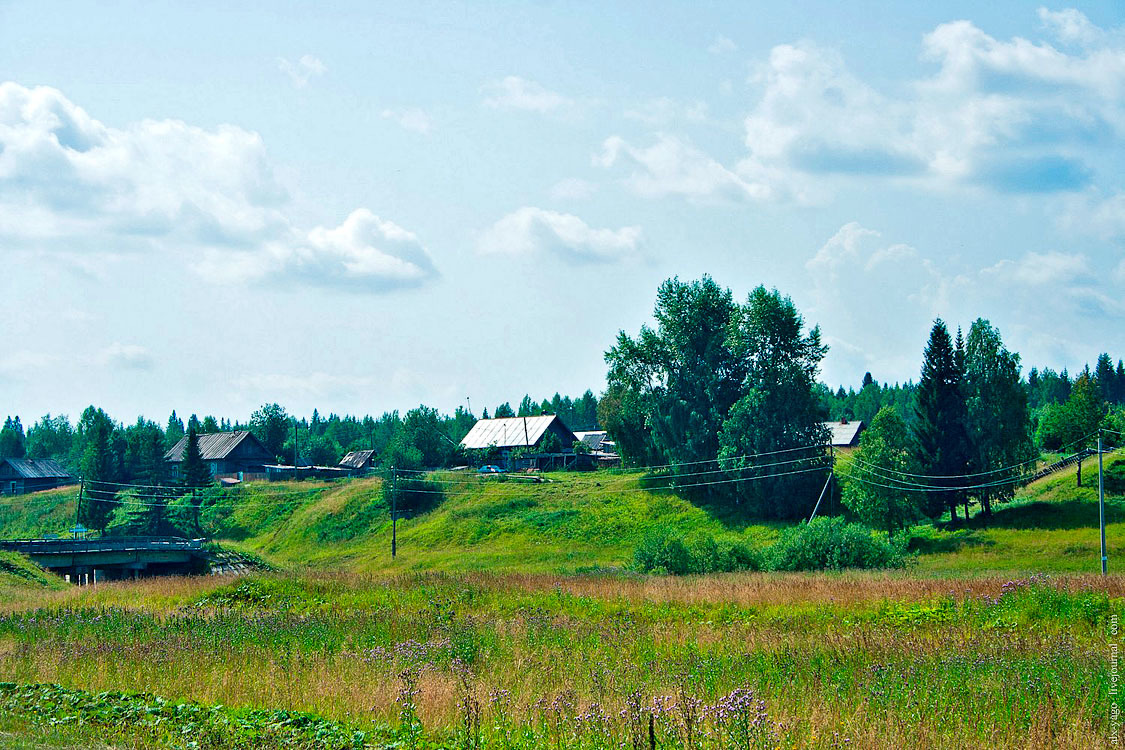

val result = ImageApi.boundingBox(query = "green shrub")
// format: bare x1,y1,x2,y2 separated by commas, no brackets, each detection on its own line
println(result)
633,530,760,575
767,517,906,571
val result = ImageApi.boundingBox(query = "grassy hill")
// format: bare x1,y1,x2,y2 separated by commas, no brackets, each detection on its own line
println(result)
2,452,1123,575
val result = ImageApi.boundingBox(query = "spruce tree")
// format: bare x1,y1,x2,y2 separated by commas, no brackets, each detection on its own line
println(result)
180,426,210,535
181,426,211,489
912,320,970,523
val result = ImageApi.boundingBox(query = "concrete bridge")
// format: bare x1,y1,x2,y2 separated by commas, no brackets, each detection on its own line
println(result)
0,536,208,583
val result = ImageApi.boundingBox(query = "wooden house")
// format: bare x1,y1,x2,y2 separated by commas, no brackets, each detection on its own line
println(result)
0,457,73,495
460,415,581,470
338,449,377,475
822,419,865,448
164,430,273,480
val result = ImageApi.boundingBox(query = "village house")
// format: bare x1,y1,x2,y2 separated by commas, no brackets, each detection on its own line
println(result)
337,449,378,475
460,415,580,470
164,430,274,481
822,419,865,448
0,457,73,496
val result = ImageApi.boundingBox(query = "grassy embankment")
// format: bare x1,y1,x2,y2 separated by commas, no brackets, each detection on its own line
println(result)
2,452,1124,575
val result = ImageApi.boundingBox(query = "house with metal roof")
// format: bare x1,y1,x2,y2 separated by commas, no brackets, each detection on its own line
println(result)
822,419,865,448
338,449,378,475
0,457,73,495
164,430,274,479
460,415,580,469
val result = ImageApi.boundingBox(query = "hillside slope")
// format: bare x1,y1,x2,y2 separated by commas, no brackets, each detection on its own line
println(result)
1,455,1122,575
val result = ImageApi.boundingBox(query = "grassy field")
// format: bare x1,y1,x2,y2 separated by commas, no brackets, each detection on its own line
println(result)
0,570,1118,748
0,456,1122,747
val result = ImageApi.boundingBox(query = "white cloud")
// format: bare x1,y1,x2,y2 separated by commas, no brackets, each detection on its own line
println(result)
278,54,326,88
477,207,641,263
97,343,154,370
807,222,1124,386
549,177,597,201
702,12,1125,202
0,351,60,379
624,97,709,126
1062,191,1125,239
235,372,377,398
481,76,573,113
196,209,438,290
381,107,432,134
1038,7,1104,47
0,82,438,293
981,250,1092,286
708,35,737,55
597,134,775,202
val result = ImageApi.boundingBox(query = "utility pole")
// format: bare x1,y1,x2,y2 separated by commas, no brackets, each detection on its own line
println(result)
391,466,397,559
1099,433,1107,576
293,421,299,479
523,415,531,471
808,446,834,522
76,480,84,530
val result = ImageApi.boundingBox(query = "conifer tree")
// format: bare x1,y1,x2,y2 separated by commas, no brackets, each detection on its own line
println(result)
180,426,211,489
180,426,211,535
912,320,970,523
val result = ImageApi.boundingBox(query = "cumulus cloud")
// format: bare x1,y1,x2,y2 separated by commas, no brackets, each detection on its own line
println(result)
671,9,1125,203
477,207,641,263
0,82,438,292
481,76,573,113
196,209,438,290
97,343,154,370
381,107,432,134
981,250,1092,286
278,55,326,88
1038,7,1105,47
596,134,775,202
806,222,1124,386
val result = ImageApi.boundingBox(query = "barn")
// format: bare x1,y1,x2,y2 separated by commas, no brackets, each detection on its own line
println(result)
164,430,274,481
0,457,73,495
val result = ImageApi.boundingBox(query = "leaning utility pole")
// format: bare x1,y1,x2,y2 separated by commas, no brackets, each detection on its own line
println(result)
1099,433,1107,576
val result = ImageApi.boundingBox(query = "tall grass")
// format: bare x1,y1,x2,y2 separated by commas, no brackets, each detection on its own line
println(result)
0,571,1117,748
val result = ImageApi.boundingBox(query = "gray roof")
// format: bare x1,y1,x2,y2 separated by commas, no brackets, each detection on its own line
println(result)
165,430,265,462
338,450,376,469
460,415,574,450
823,420,865,447
1,457,70,480
574,431,608,450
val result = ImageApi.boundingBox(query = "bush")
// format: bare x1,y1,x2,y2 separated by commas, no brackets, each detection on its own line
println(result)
634,530,760,575
767,517,906,571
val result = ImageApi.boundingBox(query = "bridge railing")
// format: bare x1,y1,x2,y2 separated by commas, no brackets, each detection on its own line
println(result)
0,536,205,555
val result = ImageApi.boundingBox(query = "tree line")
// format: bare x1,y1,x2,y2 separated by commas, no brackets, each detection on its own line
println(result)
598,276,1125,527
0,392,601,483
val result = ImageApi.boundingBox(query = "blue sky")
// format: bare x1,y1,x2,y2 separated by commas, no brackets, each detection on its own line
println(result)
2,1,1124,424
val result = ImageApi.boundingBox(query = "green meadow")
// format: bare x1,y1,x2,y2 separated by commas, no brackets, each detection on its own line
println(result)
0,455,1122,748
